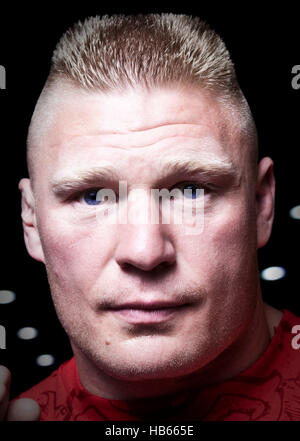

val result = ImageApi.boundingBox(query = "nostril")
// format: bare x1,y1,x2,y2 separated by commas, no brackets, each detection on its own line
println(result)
155,261,172,272
119,260,174,276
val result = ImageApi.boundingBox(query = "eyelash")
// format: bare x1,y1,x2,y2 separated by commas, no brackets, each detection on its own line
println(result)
68,182,215,205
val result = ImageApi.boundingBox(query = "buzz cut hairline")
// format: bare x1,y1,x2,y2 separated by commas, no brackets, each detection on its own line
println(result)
26,13,258,183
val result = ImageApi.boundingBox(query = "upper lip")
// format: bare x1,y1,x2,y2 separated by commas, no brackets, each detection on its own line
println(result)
106,301,190,310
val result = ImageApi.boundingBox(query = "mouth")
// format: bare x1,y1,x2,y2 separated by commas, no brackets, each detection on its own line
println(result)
105,301,191,324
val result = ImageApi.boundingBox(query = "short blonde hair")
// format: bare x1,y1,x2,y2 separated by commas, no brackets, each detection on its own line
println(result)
27,13,257,181
50,14,237,96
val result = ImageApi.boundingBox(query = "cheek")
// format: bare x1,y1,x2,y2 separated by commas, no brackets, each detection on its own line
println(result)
209,194,256,252
182,197,257,287
182,200,258,335
209,202,258,305
37,210,116,289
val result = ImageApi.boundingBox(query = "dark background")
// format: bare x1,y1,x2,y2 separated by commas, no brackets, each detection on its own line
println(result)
0,3,299,399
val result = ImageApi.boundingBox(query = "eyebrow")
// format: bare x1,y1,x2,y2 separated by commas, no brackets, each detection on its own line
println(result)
158,156,238,181
51,156,239,198
51,165,119,197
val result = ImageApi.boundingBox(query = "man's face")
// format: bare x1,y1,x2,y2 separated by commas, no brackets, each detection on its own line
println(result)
25,84,260,382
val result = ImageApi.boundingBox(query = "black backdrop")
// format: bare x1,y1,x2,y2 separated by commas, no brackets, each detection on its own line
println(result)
0,2,299,399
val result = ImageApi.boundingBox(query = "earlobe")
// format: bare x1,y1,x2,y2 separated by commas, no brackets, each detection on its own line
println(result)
18,178,45,263
256,157,276,249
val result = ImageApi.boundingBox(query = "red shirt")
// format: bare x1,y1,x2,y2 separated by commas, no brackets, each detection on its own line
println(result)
15,309,300,421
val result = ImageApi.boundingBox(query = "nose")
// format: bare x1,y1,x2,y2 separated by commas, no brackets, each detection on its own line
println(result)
115,223,176,272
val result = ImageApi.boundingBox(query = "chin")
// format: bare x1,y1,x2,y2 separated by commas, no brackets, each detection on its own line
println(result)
99,359,194,382
71,327,213,382
90,342,205,382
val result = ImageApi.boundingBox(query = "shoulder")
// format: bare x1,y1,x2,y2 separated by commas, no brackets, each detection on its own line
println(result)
264,303,300,338
273,309,300,420
12,357,76,421
266,306,300,355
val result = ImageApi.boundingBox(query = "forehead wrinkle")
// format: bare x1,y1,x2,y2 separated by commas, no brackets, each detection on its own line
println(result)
48,123,223,152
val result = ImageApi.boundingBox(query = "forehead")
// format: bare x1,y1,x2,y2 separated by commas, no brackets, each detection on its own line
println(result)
35,83,243,178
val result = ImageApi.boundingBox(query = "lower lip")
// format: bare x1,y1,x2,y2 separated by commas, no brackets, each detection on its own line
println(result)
110,306,186,324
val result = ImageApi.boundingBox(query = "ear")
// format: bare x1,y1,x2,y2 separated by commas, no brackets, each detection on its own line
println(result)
256,157,276,249
18,178,45,263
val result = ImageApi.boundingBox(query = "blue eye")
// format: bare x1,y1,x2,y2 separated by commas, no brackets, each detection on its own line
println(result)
182,184,202,199
83,189,102,205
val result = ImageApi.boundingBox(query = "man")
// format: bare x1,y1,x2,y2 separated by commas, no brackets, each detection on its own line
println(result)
1,13,300,421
